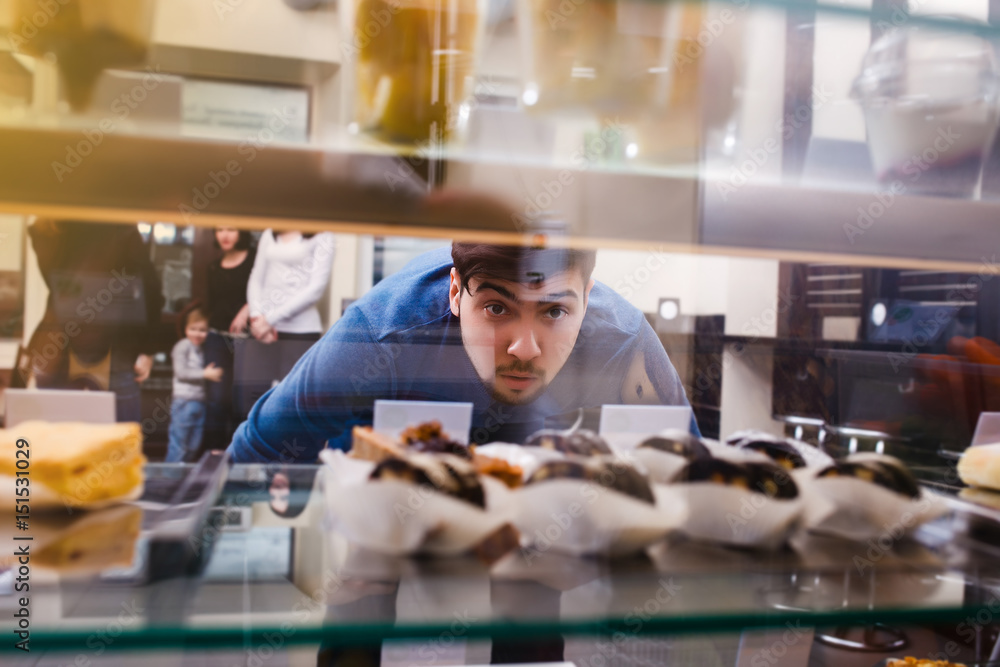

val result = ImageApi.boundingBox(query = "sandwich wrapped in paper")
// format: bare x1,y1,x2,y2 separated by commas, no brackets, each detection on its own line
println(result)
798,453,947,541
320,448,517,557
0,421,145,510
669,456,804,549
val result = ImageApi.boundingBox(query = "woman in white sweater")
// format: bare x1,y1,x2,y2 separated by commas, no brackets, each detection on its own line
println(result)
247,230,336,343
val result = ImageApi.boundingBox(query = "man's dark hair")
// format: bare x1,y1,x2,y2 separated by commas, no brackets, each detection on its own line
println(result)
450,243,597,295
212,228,254,251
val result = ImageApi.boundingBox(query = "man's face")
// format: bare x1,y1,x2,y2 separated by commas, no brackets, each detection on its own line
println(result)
449,268,594,405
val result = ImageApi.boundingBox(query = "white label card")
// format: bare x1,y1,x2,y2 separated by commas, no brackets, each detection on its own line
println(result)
971,411,1000,447
373,400,474,444
599,404,693,436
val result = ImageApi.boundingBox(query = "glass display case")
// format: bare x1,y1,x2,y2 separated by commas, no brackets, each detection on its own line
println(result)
3,0,1000,665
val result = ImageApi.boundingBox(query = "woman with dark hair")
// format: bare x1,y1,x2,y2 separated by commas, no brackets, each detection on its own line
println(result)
202,227,256,452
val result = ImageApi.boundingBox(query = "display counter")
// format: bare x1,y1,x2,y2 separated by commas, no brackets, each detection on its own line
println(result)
3,459,999,664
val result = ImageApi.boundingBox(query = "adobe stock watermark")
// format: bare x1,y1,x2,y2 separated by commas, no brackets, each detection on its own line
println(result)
214,0,248,20
179,107,298,221
749,621,809,667
716,84,834,203
51,67,167,182
613,246,672,300
382,76,500,193
573,577,683,667
340,0,403,62
510,120,626,232
6,0,70,52
844,126,961,245
672,0,751,73
886,253,999,373
65,599,145,665
22,267,136,384
852,497,936,575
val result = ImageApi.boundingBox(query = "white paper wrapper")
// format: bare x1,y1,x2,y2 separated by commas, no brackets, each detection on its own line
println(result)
674,483,803,549
512,479,685,557
472,443,566,480
721,431,835,469
0,473,143,511
628,448,691,484
796,467,949,542
319,450,515,556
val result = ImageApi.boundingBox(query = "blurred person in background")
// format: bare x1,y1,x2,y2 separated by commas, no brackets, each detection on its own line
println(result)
166,301,223,463
246,229,336,345
26,219,165,422
202,227,256,452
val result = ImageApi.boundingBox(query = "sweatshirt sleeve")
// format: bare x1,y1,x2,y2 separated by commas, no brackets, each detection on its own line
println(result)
172,340,204,384
264,233,336,327
246,230,272,319
228,304,393,463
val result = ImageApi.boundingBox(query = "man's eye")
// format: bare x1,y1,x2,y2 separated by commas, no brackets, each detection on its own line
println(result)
547,307,568,320
486,304,507,316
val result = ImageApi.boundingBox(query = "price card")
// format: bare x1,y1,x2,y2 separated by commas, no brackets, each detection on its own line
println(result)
373,400,474,444
971,412,1000,447
598,404,693,436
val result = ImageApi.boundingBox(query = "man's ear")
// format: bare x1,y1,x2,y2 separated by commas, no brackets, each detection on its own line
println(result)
449,268,462,317
584,278,595,308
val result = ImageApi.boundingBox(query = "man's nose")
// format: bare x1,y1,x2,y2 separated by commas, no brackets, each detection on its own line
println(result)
507,324,541,361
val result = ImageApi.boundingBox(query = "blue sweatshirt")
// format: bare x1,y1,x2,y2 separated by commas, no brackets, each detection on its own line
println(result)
229,248,695,463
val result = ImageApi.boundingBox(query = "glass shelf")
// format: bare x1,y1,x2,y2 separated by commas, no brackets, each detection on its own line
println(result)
2,1,1000,270
4,463,1000,655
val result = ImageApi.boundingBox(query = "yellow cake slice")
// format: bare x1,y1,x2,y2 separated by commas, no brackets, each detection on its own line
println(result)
1,504,142,572
0,421,145,507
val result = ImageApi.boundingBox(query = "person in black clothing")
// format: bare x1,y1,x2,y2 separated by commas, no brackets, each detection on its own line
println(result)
25,219,165,422
202,228,256,452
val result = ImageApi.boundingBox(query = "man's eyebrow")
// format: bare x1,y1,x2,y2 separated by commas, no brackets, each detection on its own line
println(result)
475,281,520,303
538,290,579,303
475,282,579,304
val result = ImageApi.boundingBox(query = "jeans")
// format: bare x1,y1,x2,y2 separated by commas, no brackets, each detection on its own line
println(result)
166,398,206,463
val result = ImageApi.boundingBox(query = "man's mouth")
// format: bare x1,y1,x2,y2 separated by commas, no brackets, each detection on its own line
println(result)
498,373,538,391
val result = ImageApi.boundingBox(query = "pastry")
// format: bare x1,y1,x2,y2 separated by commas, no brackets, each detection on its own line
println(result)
350,425,405,462
818,455,921,499
470,450,523,489
401,421,471,459
0,504,142,572
674,458,799,500
734,439,807,470
886,659,966,667
0,421,144,508
958,442,1000,491
525,429,612,456
527,459,655,504
370,453,485,508
637,432,710,461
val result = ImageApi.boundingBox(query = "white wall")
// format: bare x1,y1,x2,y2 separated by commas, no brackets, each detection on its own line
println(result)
152,0,340,64
592,250,729,316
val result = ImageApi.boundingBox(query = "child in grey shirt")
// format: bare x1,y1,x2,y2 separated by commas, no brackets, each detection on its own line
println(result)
166,304,223,462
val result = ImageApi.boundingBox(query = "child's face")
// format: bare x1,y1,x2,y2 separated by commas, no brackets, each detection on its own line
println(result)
186,317,208,346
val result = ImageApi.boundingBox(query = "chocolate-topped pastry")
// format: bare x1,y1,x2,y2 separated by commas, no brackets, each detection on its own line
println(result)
370,453,485,508
525,429,612,456
401,421,472,460
674,458,799,500
638,432,711,461
527,459,655,504
737,439,807,470
817,457,920,499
